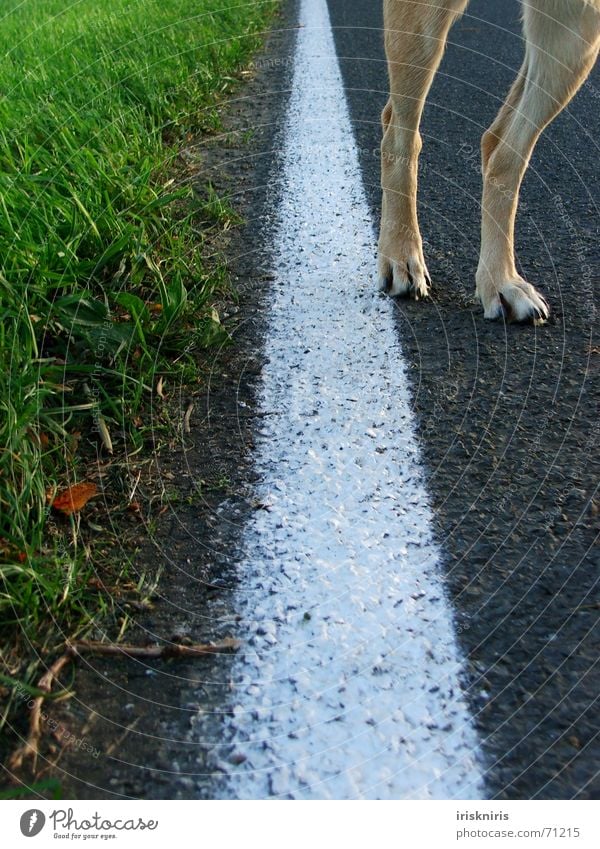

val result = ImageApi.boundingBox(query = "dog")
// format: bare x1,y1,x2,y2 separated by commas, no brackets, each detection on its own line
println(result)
378,0,600,321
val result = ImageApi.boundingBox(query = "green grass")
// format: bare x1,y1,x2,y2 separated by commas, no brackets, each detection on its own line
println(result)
0,0,277,707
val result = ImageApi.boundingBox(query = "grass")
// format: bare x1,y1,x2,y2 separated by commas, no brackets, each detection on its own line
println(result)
0,0,277,746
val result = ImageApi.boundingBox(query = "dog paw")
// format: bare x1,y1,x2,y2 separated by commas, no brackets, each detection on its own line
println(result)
378,253,431,301
478,278,550,323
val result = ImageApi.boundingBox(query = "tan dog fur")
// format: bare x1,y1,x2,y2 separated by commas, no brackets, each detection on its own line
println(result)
379,0,600,321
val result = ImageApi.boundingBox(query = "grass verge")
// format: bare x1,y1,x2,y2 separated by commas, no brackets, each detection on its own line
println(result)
0,0,278,766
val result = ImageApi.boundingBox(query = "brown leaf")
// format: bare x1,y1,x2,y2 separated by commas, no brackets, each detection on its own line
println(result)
52,483,98,515
0,538,28,563
27,428,50,448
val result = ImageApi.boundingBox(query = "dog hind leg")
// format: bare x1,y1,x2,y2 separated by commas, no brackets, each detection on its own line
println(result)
476,0,600,321
379,0,469,298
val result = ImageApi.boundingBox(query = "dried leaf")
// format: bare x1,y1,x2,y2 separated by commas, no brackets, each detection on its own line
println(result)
183,402,194,433
52,482,98,515
27,428,49,448
68,430,82,457
0,538,27,563
96,417,113,454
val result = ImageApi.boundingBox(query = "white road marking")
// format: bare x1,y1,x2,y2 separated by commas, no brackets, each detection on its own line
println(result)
207,0,485,799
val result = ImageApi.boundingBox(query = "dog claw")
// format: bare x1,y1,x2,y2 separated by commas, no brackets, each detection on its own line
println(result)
378,246,431,300
482,279,550,323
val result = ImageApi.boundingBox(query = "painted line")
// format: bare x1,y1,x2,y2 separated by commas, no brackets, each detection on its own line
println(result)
207,0,485,799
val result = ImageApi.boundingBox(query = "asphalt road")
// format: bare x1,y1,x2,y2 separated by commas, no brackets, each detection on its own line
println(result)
326,0,599,798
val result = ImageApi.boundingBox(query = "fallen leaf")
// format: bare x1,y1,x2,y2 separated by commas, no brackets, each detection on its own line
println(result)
68,430,82,457
52,482,98,515
0,539,27,563
27,428,50,448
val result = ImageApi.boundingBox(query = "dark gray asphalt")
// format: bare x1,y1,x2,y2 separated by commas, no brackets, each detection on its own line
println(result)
327,0,599,799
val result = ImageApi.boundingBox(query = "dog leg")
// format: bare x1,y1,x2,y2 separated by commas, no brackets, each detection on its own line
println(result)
477,0,600,321
379,0,469,298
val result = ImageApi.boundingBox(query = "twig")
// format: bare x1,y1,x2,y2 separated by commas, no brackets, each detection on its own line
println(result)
7,637,239,773
220,411,276,419
67,637,239,659
8,651,73,772
104,717,141,758
183,402,194,433
128,470,142,504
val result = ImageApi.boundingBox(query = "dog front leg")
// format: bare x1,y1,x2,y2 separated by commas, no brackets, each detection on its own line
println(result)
379,0,468,298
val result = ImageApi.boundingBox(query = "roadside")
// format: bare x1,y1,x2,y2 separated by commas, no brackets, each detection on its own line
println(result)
0,0,287,797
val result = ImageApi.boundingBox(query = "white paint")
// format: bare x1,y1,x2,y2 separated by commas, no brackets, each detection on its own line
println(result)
202,0,485,799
